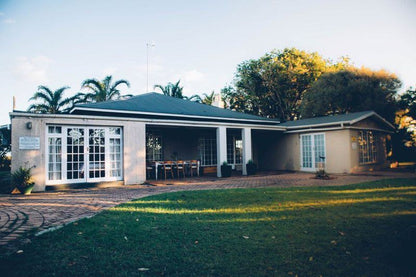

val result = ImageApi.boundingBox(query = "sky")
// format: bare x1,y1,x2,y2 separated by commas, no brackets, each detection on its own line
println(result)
0,0,415,124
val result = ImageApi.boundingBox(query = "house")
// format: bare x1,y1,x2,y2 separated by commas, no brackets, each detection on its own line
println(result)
9,93,395,191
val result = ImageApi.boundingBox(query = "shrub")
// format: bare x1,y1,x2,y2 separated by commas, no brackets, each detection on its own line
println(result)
11,166,34,194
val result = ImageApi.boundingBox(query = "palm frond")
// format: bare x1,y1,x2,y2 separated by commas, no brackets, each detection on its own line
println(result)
81,79,102,91
111,79,130,91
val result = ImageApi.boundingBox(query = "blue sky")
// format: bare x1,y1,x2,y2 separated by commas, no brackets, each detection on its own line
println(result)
0,0,415,124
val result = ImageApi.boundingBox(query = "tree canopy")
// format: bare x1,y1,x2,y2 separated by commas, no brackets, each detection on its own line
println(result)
28,86,74,113
300,67,402,123
154,80,184,99
222,48,349,121
76,75,131,103
396,87,416,147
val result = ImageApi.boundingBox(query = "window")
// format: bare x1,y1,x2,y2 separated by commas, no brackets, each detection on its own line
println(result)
359,131,377,164
46,126,123,184
227,135,242,165
109,128,122,177
199,136,217,166
146,133,163,161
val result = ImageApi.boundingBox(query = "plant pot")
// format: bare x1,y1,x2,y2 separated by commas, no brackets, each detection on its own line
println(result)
221,165,232,178
246,164,257,176
18,183,35,195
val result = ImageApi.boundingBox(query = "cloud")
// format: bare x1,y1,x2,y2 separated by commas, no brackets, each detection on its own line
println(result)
171,69,205,95
182,69,204,82
3,18,15,24
14,56,53,84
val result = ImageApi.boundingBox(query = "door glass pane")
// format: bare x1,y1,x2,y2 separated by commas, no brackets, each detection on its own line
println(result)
314,134,325,169
47,137,62,180
89,129,105,179
302,135,312,168
67,128,85,180
110,138,121,177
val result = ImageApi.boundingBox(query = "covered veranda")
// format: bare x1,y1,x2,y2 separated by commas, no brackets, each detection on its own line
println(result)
144,123,285,180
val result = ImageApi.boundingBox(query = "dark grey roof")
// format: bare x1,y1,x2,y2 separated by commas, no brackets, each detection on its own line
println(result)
71,92,279,123
278,111,394,130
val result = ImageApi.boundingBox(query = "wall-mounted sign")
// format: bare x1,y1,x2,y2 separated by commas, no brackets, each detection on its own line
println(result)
19,136,40,150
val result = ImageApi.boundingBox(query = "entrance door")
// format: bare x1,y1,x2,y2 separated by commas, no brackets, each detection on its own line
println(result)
47,126,122,185
300,133,326,171
66,127,86,182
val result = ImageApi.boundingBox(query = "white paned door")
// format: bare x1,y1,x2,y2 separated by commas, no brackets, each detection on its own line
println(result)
300,133,326,171
46,126,123,185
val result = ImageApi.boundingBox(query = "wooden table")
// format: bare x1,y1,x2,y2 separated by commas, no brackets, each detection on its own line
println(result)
153,160,200,180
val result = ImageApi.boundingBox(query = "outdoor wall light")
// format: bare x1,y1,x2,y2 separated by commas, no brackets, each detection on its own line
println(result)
26,122,32,130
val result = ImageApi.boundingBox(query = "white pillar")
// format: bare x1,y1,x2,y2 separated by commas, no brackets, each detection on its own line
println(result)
216,126,227,177
242,128,252,175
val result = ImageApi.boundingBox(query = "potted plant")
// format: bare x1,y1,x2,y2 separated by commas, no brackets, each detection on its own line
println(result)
246,159,257,176
220,161,232,178
11,166,35,195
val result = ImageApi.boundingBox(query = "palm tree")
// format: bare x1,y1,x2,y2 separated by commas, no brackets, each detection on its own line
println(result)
28,86,74,113
201,91,216,105
188,91,216,105
154,80,184,99
76,75,130,103
186,94,202,103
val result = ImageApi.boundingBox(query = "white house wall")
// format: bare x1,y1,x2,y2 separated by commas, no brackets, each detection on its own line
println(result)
11,115,147,191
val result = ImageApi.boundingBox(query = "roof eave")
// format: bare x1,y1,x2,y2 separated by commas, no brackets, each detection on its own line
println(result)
70,107,280,125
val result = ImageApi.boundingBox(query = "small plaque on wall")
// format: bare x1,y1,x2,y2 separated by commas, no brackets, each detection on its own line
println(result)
19,136,40,150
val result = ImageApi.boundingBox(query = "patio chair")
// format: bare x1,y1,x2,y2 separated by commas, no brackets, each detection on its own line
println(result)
163,161,174,180
190,160,199,177
176,160,186,178
146,162,155,179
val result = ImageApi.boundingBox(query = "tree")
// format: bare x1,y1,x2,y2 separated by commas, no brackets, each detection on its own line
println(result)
28,86,74,113
0,126,11,171
396,87,416,148
154,80,184,99
188,91,216,105
222,48,349,121
300,67,402,123
77,75,130,103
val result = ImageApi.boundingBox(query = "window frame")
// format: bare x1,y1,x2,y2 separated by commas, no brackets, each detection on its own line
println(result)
45,125,123,185
358,130,378,165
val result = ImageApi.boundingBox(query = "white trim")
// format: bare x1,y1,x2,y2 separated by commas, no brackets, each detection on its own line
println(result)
70,106,280,124
285,126,344,134
10,111,286,131
284,112,395,131
285,122,350,129
346,126,395,134
350,111,395,130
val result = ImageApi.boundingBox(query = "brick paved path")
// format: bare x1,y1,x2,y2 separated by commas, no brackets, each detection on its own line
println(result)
0,171,414,255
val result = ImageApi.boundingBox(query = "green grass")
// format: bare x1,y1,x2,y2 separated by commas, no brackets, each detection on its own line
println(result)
1,178,416,276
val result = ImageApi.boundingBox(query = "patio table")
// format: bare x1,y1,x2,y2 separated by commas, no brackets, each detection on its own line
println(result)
154,160,200,180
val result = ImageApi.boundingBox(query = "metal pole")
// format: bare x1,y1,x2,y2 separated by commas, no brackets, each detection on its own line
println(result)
146,42,155,93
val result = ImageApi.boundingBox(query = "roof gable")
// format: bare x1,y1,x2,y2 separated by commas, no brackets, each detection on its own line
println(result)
71,93,279,124
279,111,395,131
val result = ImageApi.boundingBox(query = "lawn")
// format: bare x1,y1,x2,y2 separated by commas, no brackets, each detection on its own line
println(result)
1,178,416,276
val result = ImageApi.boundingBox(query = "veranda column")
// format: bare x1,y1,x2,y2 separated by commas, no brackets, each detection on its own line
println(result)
242,127,252,175
216,126,227,177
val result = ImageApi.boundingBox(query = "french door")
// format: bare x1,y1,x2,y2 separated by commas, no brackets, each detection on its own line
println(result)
46,126,122,185
300,133,326,171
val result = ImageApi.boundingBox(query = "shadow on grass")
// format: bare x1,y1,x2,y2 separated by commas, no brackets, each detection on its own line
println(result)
0,178,415,276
